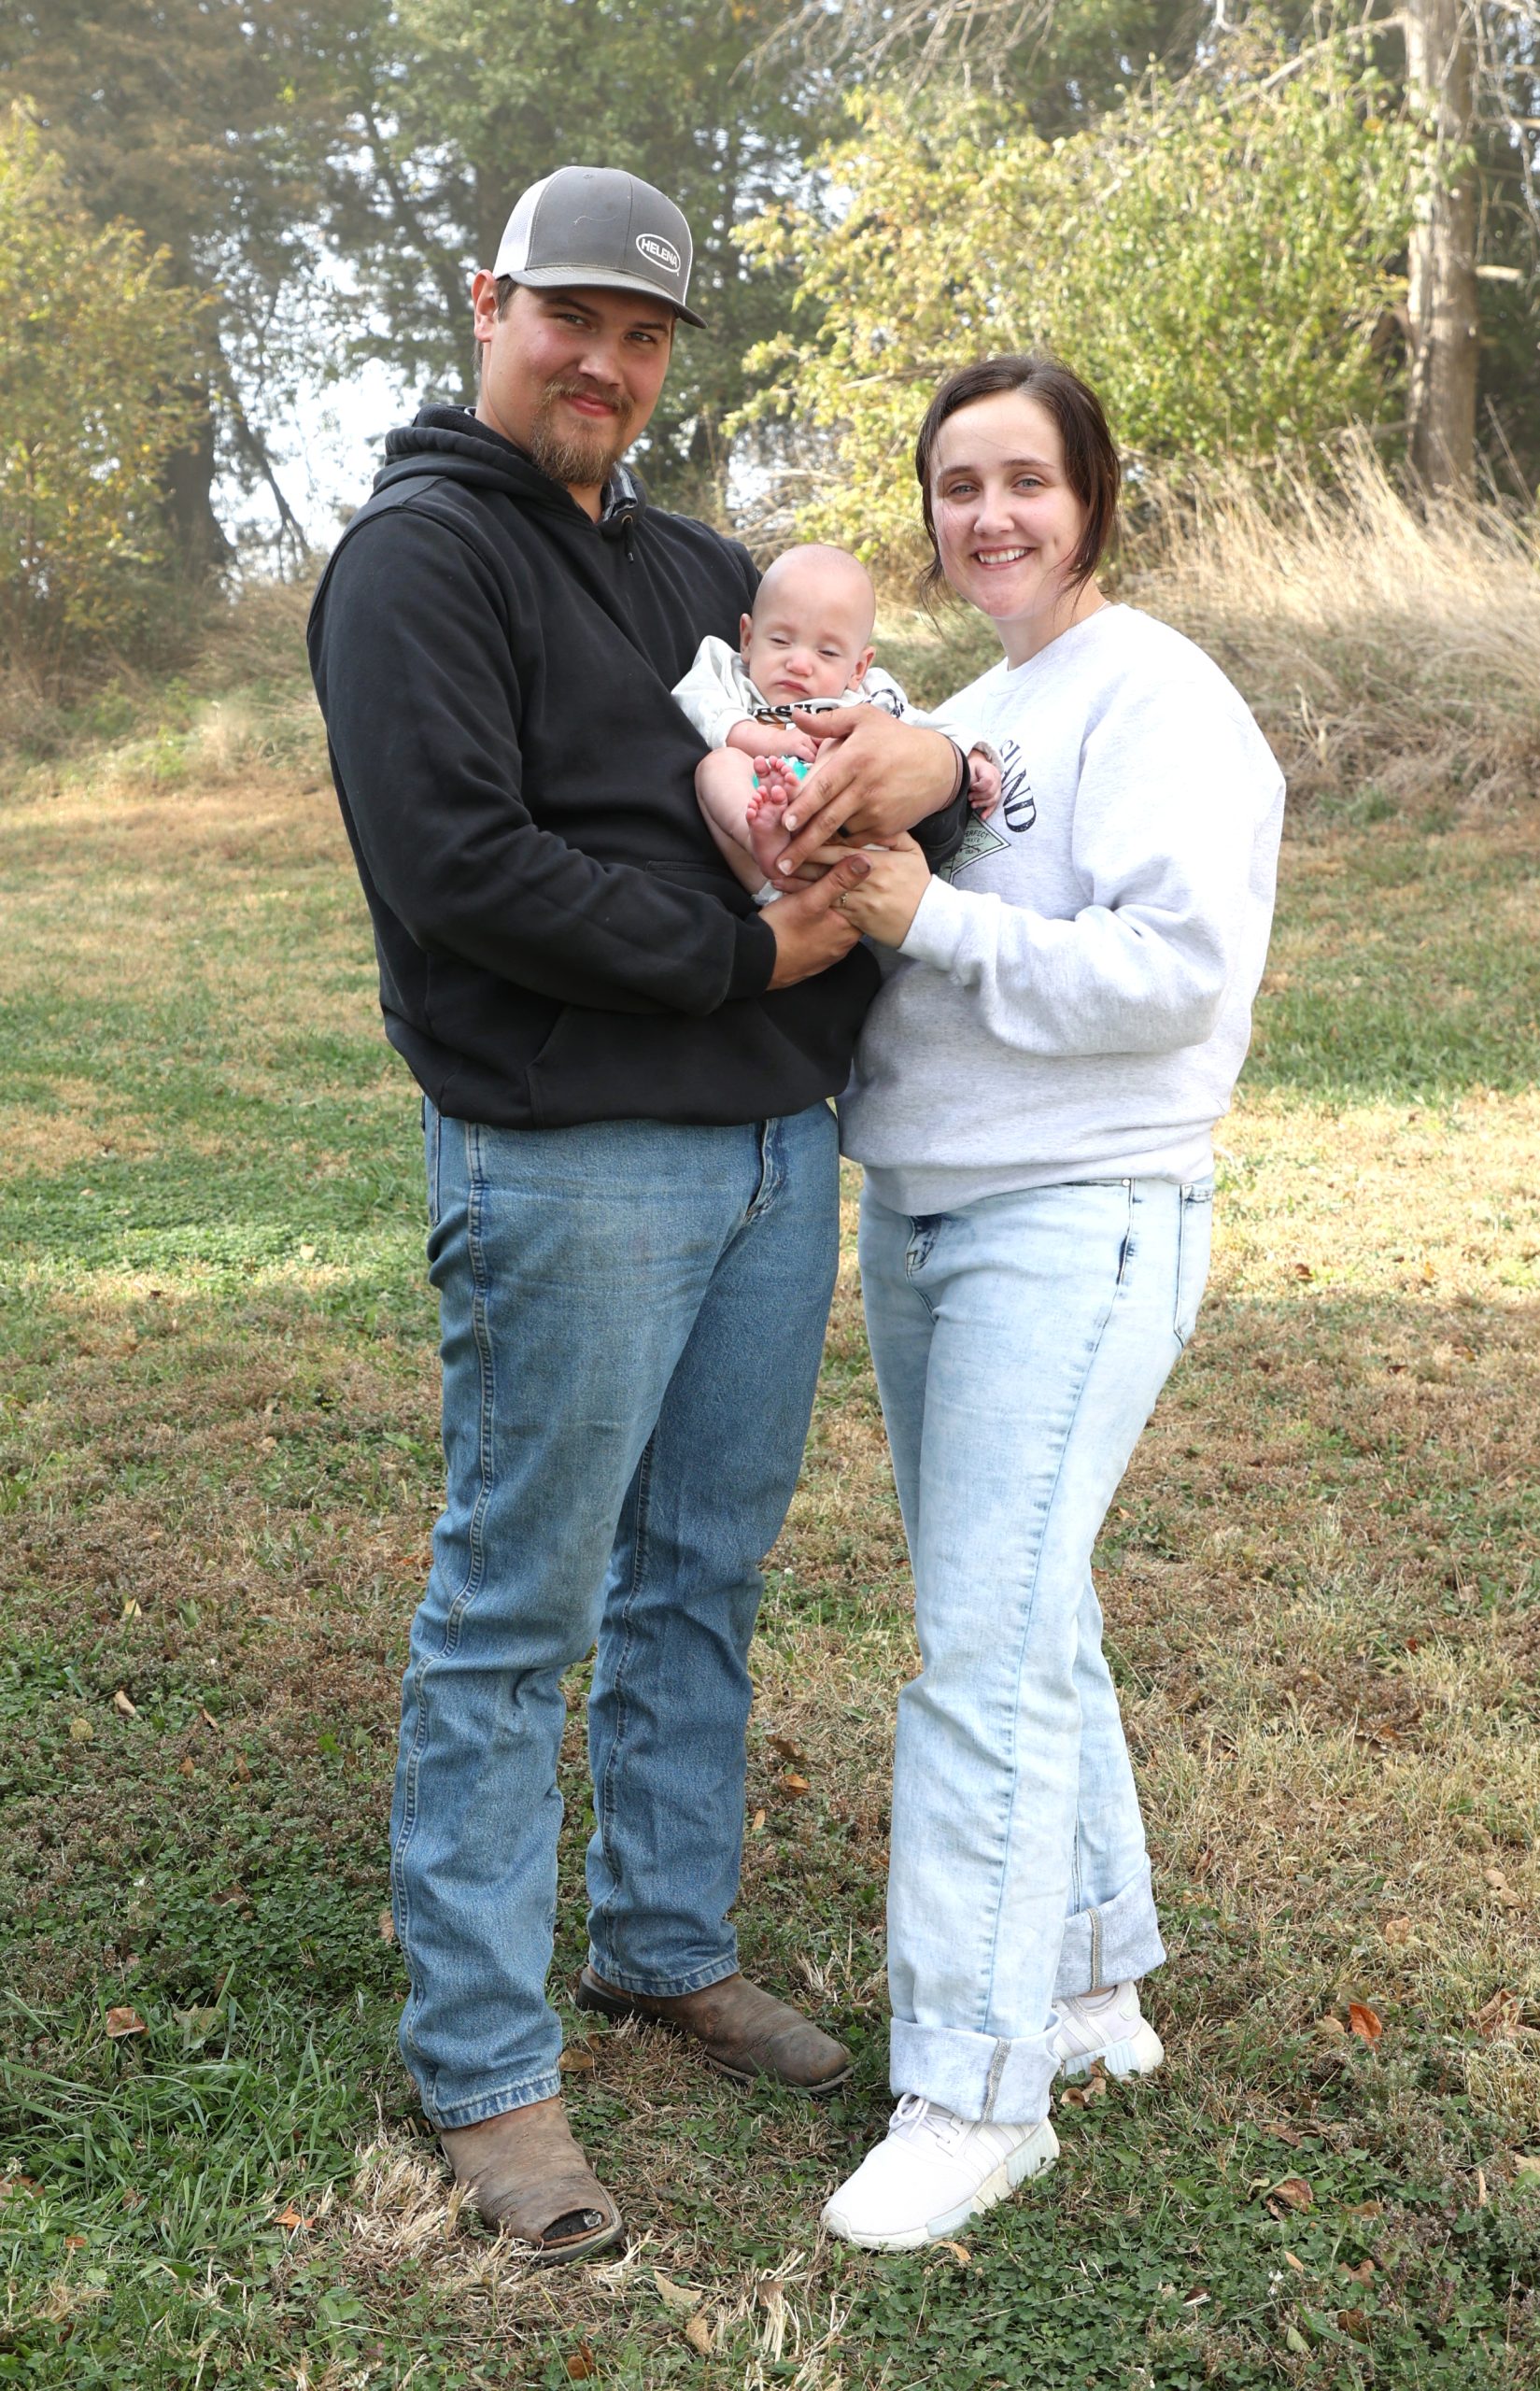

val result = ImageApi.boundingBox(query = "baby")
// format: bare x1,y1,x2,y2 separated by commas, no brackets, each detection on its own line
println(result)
672,543,1000,897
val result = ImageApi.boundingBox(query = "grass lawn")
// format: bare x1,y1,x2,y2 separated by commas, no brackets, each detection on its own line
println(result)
1,658,1537,2387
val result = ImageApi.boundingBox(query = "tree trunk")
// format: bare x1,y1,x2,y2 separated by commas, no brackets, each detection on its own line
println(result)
161,388,232,582
1405,0,1478,495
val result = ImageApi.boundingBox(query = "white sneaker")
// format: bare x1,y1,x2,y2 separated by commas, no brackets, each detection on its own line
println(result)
821,2096,1058,2252
1052,1982,1164,2081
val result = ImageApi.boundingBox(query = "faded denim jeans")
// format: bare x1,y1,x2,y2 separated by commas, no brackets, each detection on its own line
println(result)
391,1099,839,2129
858,1176,1213,2127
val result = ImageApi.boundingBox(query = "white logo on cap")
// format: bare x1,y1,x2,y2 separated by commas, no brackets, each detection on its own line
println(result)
635,233,681,276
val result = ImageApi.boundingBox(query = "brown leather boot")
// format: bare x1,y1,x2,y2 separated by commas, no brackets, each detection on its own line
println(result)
439,2096,623,2262
573,1966,853,2095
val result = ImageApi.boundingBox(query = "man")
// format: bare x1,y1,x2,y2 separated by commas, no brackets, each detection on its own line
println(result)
307,164,967,2262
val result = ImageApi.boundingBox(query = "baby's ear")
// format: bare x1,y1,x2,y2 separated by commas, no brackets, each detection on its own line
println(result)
854,644,876,685
738,613,755,662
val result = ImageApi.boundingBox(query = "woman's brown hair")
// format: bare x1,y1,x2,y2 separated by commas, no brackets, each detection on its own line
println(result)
914,354,1120,600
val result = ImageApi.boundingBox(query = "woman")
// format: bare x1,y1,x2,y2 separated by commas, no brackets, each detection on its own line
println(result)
818,356,1285,2250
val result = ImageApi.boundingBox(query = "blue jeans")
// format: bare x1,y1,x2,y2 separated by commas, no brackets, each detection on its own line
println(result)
858,1177,1213,2127
391,1100,840,2129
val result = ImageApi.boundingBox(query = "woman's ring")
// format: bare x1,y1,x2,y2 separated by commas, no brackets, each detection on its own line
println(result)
835,823,850,840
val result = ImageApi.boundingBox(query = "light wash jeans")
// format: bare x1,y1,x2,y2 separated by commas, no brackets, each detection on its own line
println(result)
391,1099,839,2129
858,1176,1213,2127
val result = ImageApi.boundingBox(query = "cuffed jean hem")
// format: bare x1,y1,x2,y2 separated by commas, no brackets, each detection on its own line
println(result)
420,2067,564,2132
585,1945,742,2001
890,2018,1058,2126
1053,1863,1166,2002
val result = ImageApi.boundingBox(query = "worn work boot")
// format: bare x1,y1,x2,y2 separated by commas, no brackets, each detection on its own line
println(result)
573,1966,853,2095
439,2095,623,2263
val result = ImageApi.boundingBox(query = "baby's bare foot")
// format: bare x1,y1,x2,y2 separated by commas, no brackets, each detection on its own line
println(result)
746,781,794,881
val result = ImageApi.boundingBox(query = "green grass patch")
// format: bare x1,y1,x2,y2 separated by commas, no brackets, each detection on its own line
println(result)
2,743,1537,2386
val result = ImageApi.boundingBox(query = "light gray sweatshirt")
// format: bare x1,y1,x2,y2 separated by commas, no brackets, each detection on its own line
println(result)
841,604,1285,1211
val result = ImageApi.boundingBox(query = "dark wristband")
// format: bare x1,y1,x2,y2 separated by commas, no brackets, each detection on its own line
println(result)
946,739,968,801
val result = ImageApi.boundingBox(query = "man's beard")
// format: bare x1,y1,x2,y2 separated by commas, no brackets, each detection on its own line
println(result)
526,380,635,490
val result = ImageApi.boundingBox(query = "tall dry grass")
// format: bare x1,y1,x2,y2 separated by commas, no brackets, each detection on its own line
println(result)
1124,436,1540,809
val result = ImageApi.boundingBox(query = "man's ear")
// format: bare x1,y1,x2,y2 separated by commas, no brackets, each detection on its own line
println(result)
853,644,876,686
738,612,755,663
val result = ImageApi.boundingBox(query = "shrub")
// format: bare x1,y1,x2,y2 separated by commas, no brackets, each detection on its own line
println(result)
0,104,207,672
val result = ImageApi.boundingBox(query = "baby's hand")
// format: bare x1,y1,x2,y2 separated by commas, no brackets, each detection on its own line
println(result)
968,748,1002,818
727,718,818,764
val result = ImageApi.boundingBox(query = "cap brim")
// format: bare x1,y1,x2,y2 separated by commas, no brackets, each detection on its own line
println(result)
502,263,705,330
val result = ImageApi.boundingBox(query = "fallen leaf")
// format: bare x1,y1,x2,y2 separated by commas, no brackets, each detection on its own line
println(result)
768,1733,810,1770
782,1773,811,1796
684,2313,713,2357
1268,2176,1314,2213
564,2342,598,2382
1293,1261,1314,1280
120,1597,143,1620
1282,2250,1306,2273
1513,2154,1540,2177
1267,2124,1304,2148
274,2203,314,2230
1484,1867,1509,1893
558,2046,596,2074
1338,2307,1372,2342
1348,2002,1382,2046
175,2006,220,2038
750,1808,766,1834
65,2234,87,2250
1383,1916,1412,1945
1284,2325,1310,2356
1061,2067,1109,2108
178,1754,195,1778
1347,2200,1384,2219
105,2007,147,2039
654,2270,700,2314
0,2176,40,2200
935,2239,970,2266
232,1756,251,1784
378,1910,395,1944
1341,2258,1375,2285
1473,1988,1523,2039
1313,2015,1347,2040
1476,2167,1488,2207
112,1689,138,1719
68,1717,93,1743
198,1705,221,1733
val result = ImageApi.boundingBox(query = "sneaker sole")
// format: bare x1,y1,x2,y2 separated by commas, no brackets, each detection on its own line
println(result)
821,2118,1059,2252
1058,2023,1165,2082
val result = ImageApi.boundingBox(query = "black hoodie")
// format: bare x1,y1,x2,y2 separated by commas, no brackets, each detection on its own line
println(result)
307,407,966,1130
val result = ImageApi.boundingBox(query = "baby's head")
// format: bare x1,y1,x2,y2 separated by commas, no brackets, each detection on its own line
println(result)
740,544,876,705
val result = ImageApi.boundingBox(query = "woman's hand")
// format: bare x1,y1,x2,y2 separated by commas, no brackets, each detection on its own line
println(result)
772,709,959,879
831,834,933,948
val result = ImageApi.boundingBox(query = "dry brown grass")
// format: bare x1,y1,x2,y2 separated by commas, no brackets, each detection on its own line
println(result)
1123,439,1540,811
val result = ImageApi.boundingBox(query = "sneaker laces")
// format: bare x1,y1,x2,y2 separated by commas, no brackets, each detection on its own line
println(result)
890,2093,968,2151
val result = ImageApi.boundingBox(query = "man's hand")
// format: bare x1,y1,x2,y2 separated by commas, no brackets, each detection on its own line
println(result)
832,834,933,948
727,717,819,764
765,851,873,988
772,709,960,881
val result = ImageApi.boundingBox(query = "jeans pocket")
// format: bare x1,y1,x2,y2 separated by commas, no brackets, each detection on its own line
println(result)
1174,1181,1214,1347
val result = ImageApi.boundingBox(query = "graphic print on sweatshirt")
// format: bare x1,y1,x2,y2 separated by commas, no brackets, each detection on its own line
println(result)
937,735,1033,883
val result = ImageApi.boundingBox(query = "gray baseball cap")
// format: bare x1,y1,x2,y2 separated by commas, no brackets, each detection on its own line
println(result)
491,166,705,329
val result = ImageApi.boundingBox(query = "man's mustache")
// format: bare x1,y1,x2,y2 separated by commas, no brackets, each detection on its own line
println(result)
544,378,629,422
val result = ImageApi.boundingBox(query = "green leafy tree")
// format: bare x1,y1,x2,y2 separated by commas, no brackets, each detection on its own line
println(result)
0,106,205,665
740,35,1420,567
332,0,837,512
0,0,364,573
